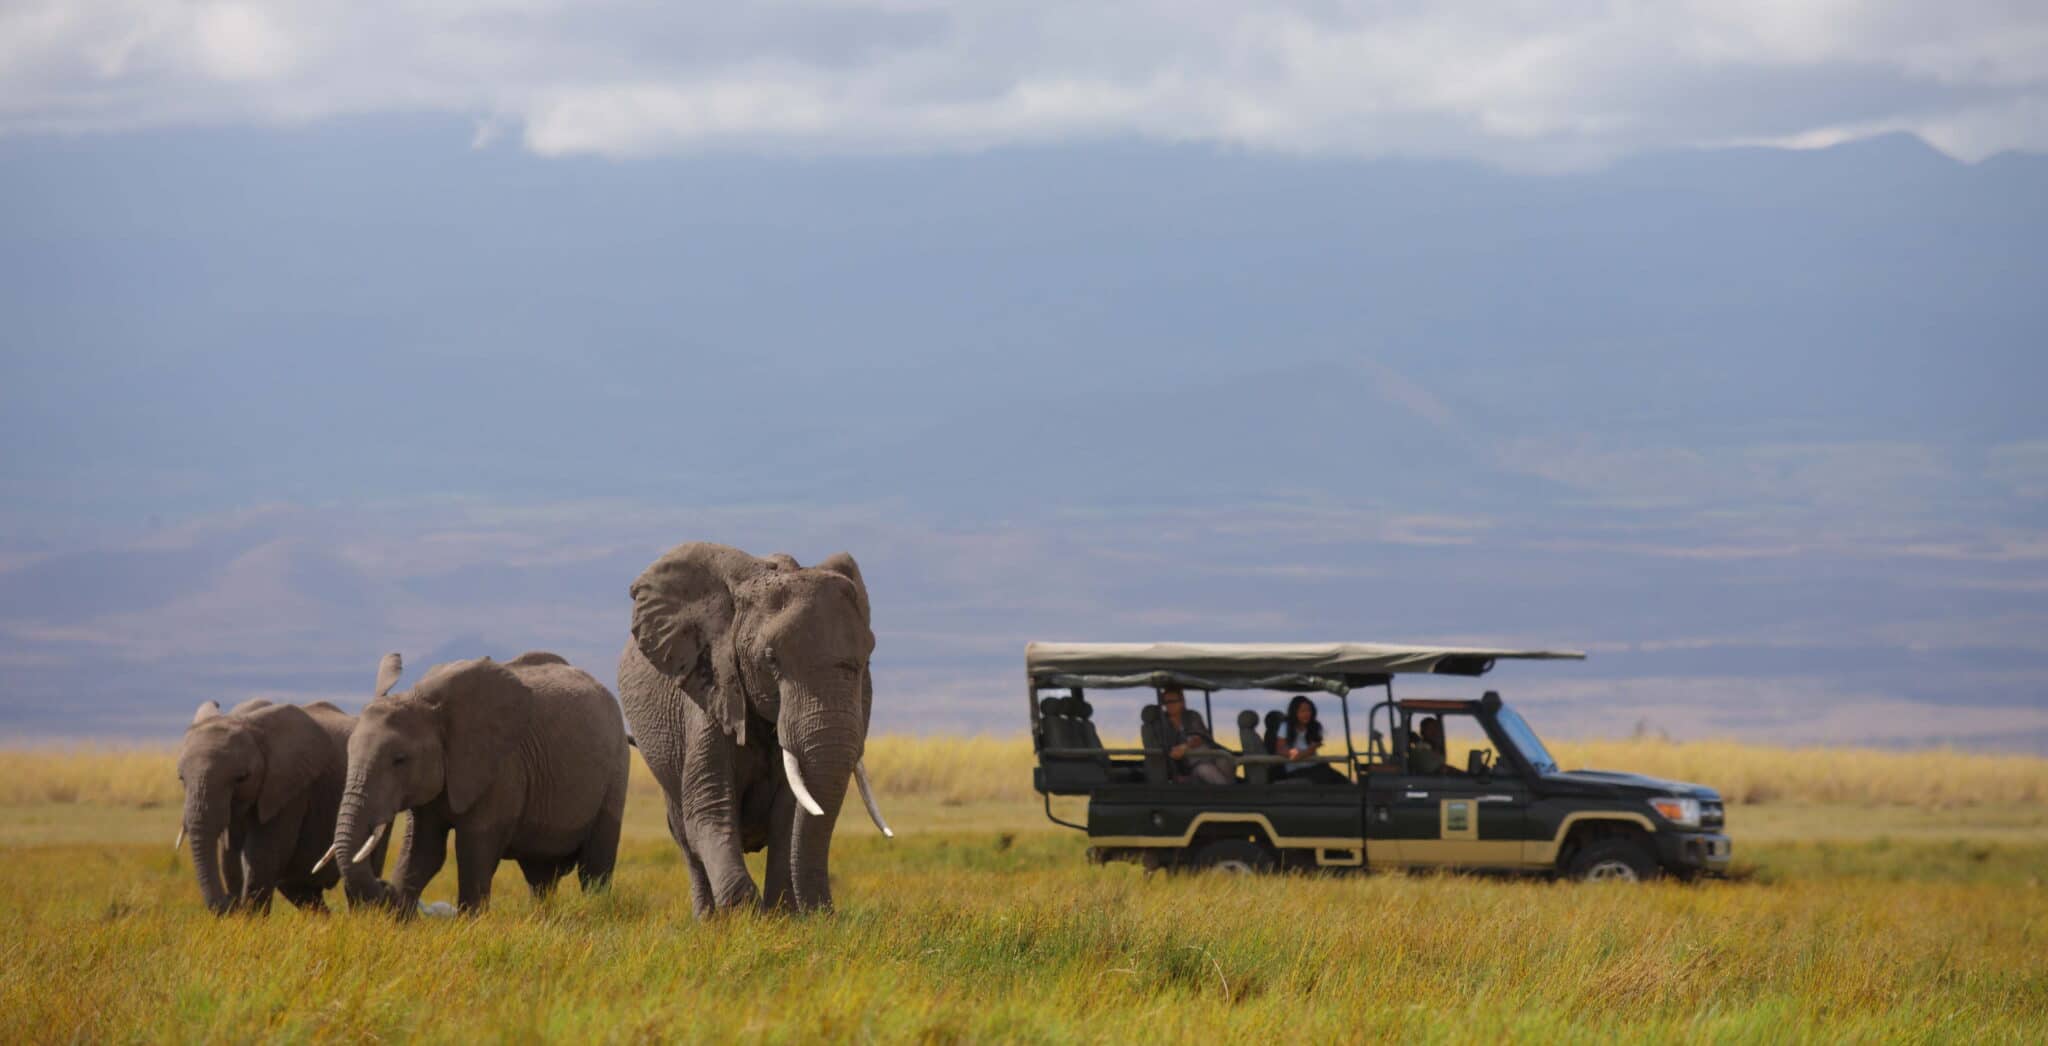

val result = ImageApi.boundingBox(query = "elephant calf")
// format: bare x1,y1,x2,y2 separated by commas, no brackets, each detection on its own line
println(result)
327,651,629,915
176,695,389,914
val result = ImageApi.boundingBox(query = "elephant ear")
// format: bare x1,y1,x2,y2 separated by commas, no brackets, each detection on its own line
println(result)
251,704,335,823
230,698,274,716
813,552,871,624
191,700,221,725
374,653,403,698
416,658,536,816
629,543,757,740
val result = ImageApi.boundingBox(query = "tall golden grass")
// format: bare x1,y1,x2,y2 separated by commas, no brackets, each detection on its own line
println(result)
5,735,2044,808
3,831,2045,1042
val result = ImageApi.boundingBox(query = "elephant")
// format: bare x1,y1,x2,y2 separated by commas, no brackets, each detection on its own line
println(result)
618,542,892,917
175,693,389,914
327,650,630,915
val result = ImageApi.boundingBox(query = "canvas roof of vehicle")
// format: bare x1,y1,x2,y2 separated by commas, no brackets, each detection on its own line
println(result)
1025,641,1584,695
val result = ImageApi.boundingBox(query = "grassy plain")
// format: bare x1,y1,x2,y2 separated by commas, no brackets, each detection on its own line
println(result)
2,738,2045,1043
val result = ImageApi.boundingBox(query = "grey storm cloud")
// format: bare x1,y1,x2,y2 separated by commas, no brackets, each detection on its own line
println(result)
1,1,2044,166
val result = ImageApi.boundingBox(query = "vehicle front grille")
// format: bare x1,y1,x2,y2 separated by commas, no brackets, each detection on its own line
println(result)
1701,801,1725,829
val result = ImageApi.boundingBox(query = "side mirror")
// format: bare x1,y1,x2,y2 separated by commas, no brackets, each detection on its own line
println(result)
1467,749,1492,778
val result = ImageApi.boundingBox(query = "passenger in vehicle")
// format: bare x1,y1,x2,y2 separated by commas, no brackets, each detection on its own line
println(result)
1143,687,1233,785
1277,695,1347,783
1409,716,1447,774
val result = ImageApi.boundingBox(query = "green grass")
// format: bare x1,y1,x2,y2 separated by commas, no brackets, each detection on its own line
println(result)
4,792,2046,1043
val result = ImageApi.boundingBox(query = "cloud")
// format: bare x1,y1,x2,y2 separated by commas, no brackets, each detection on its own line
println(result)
2,2,2043,165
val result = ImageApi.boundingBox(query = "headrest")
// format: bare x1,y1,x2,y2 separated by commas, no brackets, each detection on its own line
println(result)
1264,709,1284,730
1237,709,1258,729
1140,704,1161,723
1039,697,1064,717
1073,699,1094,720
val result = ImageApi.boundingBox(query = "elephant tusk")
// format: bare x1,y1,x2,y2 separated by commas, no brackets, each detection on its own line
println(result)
854,759,893,839
174,826,186,853
782,750,825,817
311,843,339,876
352,821,389,865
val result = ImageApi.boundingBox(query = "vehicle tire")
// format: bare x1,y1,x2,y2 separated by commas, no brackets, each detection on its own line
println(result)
1567,837,1660,883
1187,839,1276,875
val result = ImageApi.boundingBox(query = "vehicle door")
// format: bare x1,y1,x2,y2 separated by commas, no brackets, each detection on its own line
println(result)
1368,711,1531,868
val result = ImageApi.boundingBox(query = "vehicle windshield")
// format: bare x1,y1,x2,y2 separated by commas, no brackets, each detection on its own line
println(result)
1495,705,1558,774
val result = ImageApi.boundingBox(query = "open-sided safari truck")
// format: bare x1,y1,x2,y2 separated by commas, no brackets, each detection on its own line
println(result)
1028,642,1730,881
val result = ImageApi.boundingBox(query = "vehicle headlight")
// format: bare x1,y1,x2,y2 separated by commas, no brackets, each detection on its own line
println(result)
1649,797,1701,828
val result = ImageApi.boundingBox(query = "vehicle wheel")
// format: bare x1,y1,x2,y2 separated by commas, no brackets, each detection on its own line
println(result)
1187,839,1276,875
1568,837,1660,883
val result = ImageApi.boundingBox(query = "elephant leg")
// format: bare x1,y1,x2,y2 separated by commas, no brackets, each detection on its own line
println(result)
518,857,570,899
279,882,328,914
682,847,715,920
238,840,278,914
679,715,758,912
682,817,756,912
240,808,305,916
386,812,448,908
657,802,712,916
761,785,797,912
453,828,509,914
242,880,277,914
663,800,691,853
577,803,623,894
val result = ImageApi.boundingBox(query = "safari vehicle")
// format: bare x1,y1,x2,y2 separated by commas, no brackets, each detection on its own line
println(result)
1028,642,1730,881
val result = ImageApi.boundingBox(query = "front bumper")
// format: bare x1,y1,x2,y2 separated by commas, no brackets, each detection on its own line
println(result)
1657,831,1732,875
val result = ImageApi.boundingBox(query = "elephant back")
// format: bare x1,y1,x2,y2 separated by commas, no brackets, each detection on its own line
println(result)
513,656,629,763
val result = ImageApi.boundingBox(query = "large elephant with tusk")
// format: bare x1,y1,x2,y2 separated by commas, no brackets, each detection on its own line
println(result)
176,695,388,914
618,542,890,916
325,650,630,915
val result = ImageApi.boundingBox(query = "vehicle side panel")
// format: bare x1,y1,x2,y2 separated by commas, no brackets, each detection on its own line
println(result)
1085,784,1364,851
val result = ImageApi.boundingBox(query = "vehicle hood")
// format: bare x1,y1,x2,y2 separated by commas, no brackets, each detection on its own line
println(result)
1540,769,1719,800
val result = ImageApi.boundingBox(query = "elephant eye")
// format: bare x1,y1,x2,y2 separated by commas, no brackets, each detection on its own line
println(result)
392,753,408,766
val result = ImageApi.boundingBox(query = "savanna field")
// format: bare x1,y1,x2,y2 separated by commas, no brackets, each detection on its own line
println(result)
3,738,2045,1043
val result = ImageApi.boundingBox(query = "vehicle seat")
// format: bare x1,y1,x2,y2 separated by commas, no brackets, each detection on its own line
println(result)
1237,710,1268,784
1263,709,1284,754
1071,697,1145,785
1138,705,1170,785
1038,696,1143,794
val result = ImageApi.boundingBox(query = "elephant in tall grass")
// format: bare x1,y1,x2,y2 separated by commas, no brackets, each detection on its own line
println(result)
619,542,891,917
325,651,630,915
176,693,388,914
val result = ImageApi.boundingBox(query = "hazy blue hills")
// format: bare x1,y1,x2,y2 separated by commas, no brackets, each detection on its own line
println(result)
0,122,2042,745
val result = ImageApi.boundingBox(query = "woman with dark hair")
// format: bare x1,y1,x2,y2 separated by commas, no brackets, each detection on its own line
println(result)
1278,695,1347,784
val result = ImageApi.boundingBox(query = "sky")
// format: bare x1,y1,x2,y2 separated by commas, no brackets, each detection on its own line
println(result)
1,3,2045,750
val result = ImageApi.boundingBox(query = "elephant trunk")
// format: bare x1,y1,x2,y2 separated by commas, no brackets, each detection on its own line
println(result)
332,784,393,906
183,790,232,915
784,738,856,912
